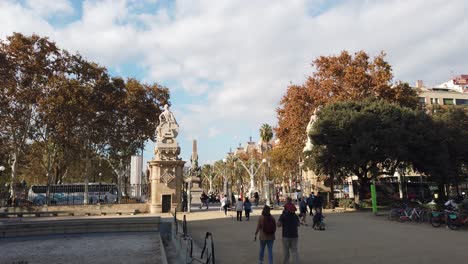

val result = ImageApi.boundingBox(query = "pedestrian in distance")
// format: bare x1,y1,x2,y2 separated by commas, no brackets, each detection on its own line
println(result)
254,192,260,207
221,194,228,216
313,193,323,214
231,193,236,207
235,197,244,221
299,198,308,226
276,191,280,206
182,191,188,212
307,192,315,215
278,197,300,264
255,205,276,264
200,191,209,210
244,197,252,221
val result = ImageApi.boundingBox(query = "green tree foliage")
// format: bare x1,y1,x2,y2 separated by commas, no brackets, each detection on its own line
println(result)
259,123,273,151
305,99,430,203
412,106,468,198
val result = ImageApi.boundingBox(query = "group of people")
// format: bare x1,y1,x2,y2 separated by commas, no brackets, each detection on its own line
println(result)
254,197,302,264
253,193,326,264
298,192,324,228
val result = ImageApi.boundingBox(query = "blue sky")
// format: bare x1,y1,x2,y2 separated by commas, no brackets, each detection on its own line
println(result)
1,0,468,166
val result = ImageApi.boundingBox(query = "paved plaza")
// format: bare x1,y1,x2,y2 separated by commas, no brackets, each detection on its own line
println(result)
1,207,466,264
181,206,468,264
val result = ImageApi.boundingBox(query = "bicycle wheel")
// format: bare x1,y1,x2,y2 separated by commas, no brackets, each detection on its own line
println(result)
447,214,460,230
420,210,429,222
429,212,442,228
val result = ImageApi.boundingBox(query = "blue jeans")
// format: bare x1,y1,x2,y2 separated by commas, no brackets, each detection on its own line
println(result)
259,240,274,264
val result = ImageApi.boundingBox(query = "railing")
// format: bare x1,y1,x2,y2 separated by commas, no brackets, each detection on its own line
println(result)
201,232,215,264
1,183,150,207
172,209,215,264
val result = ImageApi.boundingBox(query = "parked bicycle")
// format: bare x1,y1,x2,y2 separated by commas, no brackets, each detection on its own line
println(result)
447,212,468,230
429,210,447,228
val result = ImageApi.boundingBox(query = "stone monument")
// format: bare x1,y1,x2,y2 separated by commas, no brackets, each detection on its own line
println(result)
184,140,203,212
148,105,185,213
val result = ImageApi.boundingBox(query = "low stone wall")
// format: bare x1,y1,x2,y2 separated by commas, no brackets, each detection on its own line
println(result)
4,203,149,214
1,216,160,238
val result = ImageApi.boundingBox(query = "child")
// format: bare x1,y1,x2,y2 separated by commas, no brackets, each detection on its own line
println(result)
299,198,308,226
312,211,325,230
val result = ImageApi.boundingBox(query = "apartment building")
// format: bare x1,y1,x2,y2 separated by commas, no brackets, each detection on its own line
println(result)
416,75,468,106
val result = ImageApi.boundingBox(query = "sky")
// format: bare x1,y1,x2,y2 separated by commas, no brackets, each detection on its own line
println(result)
1,0,468,166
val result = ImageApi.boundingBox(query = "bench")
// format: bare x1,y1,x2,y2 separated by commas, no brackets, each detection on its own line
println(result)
116,209,140,216
0,211,67,218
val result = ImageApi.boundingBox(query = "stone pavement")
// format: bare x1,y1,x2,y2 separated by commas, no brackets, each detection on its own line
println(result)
177,205,468,264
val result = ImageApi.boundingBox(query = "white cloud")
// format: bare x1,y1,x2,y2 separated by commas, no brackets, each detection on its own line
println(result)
25,0,74,17
1,0,468,162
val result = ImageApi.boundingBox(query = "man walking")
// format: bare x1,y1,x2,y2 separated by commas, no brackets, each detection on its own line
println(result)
307,192,315,215
277,197,300,264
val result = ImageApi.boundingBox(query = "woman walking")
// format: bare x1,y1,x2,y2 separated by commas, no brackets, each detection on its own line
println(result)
235,198,244,221
221,194,228,216
244,197,252,221
254,205,276,264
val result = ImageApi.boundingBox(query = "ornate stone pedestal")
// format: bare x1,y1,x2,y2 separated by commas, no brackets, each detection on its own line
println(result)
148,105,186,214
149,159,185,213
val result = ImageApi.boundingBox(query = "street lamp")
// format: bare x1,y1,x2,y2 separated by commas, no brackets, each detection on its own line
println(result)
222,158,227,196
0,166,5,172
262,158,271,207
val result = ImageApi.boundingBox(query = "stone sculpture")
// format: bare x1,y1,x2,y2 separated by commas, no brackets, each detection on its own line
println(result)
155,104,180,161
303,106,321,153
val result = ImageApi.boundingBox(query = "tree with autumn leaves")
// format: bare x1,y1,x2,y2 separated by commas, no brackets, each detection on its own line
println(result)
0,33,170,195
274,50,419,196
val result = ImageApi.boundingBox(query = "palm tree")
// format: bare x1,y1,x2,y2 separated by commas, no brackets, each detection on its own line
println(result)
259,123,274,206
259,123,273,152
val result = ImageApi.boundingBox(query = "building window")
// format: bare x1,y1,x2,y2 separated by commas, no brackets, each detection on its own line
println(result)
430,98,439,104
418,97,426,105
455,99,468,105
443,98,454,105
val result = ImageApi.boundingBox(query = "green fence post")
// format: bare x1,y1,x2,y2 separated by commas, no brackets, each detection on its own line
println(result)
371,184,377,215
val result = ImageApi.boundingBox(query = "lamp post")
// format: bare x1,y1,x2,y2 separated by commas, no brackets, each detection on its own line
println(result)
222,158,228,196
262,158,271,207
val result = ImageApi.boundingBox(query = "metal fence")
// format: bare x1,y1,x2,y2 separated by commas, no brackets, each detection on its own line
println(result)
173,210,216,264
0,183,150,207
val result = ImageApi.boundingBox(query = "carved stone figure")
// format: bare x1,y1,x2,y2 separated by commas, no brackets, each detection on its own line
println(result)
155,104,180,161
157,104,179,143
303,106,322,153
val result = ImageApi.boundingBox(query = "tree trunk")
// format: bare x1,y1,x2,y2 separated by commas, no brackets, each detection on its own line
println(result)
354,181,361,206
330,176,335,208
437,183,446,201
9,152,18,198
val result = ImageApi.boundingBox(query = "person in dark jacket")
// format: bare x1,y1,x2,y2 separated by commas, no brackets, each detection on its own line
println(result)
313,193,323,214
278,197,300,264
244,197,252,221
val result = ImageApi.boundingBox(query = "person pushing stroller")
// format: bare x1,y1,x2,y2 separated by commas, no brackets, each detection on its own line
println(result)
312,211,325,230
